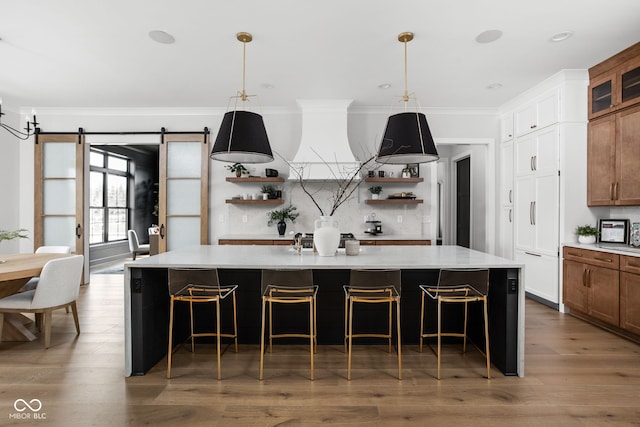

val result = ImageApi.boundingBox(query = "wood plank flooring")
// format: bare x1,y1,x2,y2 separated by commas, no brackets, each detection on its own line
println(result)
0,273,639,426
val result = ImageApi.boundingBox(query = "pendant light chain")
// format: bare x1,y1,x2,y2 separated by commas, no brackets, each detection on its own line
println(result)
403,38,409,109
241,38,248,102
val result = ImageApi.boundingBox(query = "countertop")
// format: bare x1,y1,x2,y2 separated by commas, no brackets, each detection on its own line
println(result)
563,243,640,258
126,244,523,270
218,233,433,241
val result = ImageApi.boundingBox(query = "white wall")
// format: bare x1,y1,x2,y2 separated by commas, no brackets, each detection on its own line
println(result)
0,108,23,254
14,106,497,249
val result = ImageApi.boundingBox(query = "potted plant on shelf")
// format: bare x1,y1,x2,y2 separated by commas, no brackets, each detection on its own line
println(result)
261,185,276,200
226,163,250,178
267,205,299,236
369,186,383,200
575,224,599,244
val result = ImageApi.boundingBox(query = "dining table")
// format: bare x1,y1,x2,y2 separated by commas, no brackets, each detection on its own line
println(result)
0,252,70,341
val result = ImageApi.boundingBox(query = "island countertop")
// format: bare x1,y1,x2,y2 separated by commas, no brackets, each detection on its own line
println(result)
217,233,433,243
126,244,523,270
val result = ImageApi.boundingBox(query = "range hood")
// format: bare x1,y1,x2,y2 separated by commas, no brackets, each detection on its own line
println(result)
288,99,361,181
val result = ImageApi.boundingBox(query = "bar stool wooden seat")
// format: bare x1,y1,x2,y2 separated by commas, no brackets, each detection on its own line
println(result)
419,268,491,380
260,269,317,381
344,269,402,380
166,268,238,380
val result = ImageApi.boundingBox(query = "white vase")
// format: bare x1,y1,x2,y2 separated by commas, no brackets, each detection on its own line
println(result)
578,235,596,244
371,194,379,200
313,216,340,256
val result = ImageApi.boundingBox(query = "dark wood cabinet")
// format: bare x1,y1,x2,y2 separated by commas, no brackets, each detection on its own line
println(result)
620,255,640,335
587,43,640,206
588,104,640,206
588,42,640,120
563,247,619,327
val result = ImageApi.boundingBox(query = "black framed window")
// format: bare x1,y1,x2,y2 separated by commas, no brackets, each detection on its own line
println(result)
89,150,130,244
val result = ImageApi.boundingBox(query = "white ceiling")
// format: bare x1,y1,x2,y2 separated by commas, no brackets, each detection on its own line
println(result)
1,0,639,111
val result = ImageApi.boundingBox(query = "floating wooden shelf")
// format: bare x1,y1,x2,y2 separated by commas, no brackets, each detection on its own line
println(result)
365,177,423,183
226,177,284,183
225,198,284,205
365,199,424,205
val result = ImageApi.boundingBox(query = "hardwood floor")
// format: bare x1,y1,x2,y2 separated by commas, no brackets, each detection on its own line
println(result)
1,273,639,426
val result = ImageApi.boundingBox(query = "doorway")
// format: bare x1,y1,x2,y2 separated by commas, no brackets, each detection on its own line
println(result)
455,156,471,248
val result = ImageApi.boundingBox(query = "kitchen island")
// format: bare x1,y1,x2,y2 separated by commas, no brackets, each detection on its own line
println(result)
124,245,524,377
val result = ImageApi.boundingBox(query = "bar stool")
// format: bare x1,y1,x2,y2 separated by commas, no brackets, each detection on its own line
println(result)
344,269,402,380
260,269,317,380
419,268,491,380
167,268,238,380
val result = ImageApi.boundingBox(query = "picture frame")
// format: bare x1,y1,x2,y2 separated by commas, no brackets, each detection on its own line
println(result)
406,163,419,178
597,219,629,244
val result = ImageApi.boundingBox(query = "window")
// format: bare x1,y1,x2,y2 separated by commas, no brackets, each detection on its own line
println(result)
89,150,130,244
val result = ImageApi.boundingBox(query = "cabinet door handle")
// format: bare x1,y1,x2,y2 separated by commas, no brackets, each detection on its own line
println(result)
160,224,165,239
532,201,536,225
530,156,534,171
582,269,587,286
586,269,591,288
530,124,537,129
533,155,537,171
75,224,82,238
525,252,542,257
594,257,613,263
509,189,512,204
509,208,512,223
568,252,583,257
529,202,534,225
609,183,614,200
614,182,619,200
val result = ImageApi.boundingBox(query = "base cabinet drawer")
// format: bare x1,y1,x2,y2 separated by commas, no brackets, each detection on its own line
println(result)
620,272,640,335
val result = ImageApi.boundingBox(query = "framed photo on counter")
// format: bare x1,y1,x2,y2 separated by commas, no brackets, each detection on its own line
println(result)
598,219,629,244
406,163,419,178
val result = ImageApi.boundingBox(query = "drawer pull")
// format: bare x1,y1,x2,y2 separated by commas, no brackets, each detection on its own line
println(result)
525,252,542,257
594,257,613,263
567,252,583,257
627,263,640,269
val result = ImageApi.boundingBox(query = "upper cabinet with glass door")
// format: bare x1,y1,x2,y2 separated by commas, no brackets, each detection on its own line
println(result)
588,42,640,120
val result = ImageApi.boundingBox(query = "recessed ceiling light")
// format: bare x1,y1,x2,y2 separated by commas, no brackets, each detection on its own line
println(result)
475,30,503,44
148,30,175,44
550,31,573,42
378,83,392,89
486,83,503,90
261,83,275,89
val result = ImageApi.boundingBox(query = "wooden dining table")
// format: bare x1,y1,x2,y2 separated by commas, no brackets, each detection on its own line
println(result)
0,253,70,341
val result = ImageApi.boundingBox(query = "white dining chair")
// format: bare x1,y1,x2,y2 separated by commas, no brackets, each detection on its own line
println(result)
127,230,150,260
19,246,72,292
0,255,84,348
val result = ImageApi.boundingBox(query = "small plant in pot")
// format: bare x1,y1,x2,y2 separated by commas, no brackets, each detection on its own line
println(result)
267,205,299,236
226,163,250,178
261,185,276,200
369,186,383,200
0,228,29,263
575,224,599,244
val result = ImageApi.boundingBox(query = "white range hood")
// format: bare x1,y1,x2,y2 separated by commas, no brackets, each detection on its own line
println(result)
289,99,361,181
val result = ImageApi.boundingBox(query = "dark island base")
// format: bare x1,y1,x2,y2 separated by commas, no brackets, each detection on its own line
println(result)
130,268,518,376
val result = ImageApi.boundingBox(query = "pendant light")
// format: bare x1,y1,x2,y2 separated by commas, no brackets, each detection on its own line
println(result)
376,32,439,164
210,32,274,163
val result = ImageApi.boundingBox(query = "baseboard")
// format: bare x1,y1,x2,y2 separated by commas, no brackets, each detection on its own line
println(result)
525,292,559,311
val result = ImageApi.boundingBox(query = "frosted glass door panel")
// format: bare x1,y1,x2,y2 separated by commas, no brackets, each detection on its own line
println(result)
43,142,76,178
167,180,201,215
44,216,76,248
43,180,76,214
167,217,200,251
167,142,201,178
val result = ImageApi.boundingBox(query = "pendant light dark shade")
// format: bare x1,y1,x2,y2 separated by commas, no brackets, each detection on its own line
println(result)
210,110,274,163
376,111,439,164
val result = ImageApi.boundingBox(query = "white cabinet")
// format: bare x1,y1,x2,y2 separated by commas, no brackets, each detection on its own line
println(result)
498,206,514,259
500,113,514,142
515,250,559,304
515,89,560,137
515,126,559,257
500,140,514,206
